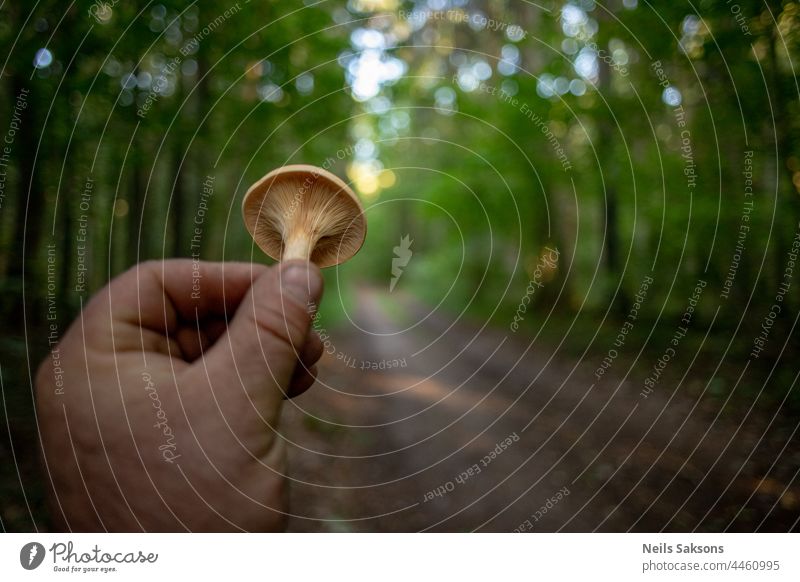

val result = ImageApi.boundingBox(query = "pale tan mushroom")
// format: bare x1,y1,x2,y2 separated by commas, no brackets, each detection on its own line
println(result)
242,164,366,267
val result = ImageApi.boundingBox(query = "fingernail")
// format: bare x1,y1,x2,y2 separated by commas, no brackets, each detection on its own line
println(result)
280,261,323,306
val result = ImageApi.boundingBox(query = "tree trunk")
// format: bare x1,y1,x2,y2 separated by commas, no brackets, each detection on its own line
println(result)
768,23,799,318
5,73,43,325
596,57,628,316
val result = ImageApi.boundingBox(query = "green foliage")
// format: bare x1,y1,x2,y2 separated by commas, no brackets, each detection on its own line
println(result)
0,0,797,363
1,0,799,367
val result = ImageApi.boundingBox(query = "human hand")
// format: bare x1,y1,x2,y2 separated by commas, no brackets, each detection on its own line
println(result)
35,259,324,531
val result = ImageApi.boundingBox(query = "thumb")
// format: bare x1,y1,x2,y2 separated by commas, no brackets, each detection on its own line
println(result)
205,261,324,415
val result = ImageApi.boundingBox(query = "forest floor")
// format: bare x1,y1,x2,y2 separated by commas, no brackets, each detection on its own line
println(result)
2,287,799,532
283,286,800,532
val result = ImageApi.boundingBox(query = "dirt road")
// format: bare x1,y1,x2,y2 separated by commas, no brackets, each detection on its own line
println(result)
282,287,800,532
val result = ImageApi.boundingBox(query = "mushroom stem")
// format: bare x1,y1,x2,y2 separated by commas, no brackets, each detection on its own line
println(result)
283,232,315,261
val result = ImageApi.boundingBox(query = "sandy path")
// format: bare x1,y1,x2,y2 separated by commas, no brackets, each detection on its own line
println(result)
282,288,800,532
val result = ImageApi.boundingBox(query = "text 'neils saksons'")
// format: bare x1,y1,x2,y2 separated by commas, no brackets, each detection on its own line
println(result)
643,543,724,554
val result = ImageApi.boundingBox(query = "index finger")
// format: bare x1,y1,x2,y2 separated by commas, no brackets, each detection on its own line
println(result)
108,260,270,334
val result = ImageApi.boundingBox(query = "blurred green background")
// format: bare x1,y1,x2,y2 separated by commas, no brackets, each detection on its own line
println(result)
1,0,799,531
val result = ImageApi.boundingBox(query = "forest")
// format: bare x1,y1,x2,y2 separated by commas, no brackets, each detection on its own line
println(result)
1,0,799,532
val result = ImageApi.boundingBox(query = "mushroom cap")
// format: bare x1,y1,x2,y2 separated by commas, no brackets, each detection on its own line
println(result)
242,164,367,267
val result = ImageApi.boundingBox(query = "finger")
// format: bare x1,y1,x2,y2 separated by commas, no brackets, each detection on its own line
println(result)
204,318,229,346
175,326,206,361
105,260,268,335
299,330,323,367
285,365,318,399
179,312,321,366
202,261,324,415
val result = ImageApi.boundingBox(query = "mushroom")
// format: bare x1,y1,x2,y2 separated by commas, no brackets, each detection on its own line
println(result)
242,164,366,267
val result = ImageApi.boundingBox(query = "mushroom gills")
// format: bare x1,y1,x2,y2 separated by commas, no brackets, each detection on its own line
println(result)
245,169,365,265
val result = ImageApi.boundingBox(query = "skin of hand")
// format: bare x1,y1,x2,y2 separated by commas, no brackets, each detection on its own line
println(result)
35,259,324,532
